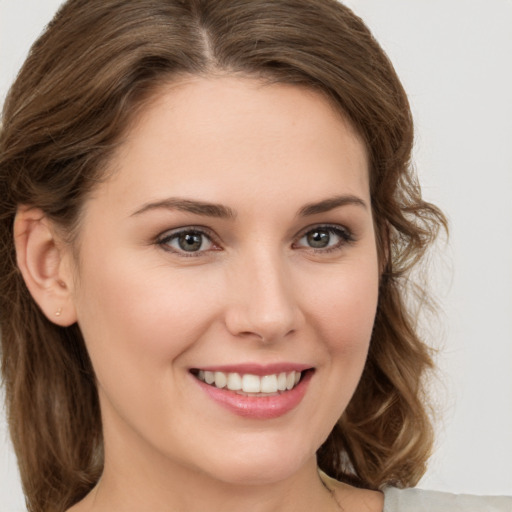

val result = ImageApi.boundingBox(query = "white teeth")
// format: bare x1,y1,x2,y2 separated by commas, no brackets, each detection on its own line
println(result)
242,374,261,393
277,372,287,391
196,370,303,393
214,371,227,389
286,372,295,390
227,372,242,391
260,374,278,393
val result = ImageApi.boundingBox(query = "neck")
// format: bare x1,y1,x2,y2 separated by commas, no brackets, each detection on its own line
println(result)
85,457,336,512
71,400,342,512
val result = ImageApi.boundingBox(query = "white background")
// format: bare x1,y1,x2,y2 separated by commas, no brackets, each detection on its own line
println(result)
1,1,511,509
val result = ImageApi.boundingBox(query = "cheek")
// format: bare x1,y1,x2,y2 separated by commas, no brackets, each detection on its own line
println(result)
302,258,379,356
292,258,379,447
73,251,222,385
72,252,228,452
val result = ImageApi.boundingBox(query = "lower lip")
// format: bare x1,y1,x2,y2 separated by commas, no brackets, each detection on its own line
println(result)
194,371,313,419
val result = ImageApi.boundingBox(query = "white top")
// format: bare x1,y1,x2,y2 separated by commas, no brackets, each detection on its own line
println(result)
383,487,512,511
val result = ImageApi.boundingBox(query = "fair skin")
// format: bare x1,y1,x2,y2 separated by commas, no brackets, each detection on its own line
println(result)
15,77,384,511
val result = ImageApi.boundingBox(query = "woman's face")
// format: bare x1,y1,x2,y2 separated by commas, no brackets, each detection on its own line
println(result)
66,77,380,486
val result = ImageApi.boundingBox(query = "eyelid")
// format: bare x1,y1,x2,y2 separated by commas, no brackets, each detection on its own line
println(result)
156,225,221,256
154,223,354,256
292,223,355,250
294,223,353,239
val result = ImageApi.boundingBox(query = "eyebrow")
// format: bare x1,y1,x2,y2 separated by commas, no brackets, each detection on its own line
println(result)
131,198,236,219
131,194,367,219
298,195,368,216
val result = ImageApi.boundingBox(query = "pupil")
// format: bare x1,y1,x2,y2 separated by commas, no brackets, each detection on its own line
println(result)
179,233,202,251
308,230,329,248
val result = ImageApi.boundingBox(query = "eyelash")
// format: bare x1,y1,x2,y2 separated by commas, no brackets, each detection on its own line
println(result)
293,224,355,253
156,226,220,258
156,224,354,257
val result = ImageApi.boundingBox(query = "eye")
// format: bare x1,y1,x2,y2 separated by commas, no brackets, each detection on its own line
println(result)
157,228,217,256
294,225,353,252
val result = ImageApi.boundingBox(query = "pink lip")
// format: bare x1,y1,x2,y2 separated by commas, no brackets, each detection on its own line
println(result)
193,369,313,420
193,362,312,376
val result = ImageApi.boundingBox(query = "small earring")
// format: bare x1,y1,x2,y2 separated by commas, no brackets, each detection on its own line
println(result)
55,307,62,317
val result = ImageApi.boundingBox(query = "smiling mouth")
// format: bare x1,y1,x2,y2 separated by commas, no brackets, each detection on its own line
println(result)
191,369,311,395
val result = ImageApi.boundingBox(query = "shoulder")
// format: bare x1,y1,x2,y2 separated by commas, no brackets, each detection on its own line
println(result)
383,487,512,512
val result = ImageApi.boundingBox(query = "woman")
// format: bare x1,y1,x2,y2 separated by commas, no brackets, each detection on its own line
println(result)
0,1,510,511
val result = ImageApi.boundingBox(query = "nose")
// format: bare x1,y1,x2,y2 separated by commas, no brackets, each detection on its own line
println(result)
224,248,304,343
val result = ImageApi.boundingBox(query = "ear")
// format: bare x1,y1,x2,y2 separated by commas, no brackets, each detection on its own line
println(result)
14,206,77,327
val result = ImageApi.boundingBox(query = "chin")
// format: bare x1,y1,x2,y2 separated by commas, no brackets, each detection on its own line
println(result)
207,459,304,487
191,434,317,487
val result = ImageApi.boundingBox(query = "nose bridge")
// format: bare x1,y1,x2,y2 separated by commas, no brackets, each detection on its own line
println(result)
225,243,301,342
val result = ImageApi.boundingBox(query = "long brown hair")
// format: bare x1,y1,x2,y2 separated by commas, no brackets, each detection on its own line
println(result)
0,1,446,510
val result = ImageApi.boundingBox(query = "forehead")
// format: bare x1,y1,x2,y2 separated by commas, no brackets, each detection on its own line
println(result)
96,76,370,214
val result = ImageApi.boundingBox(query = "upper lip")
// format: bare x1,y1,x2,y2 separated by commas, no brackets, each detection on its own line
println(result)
190,363,313,376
